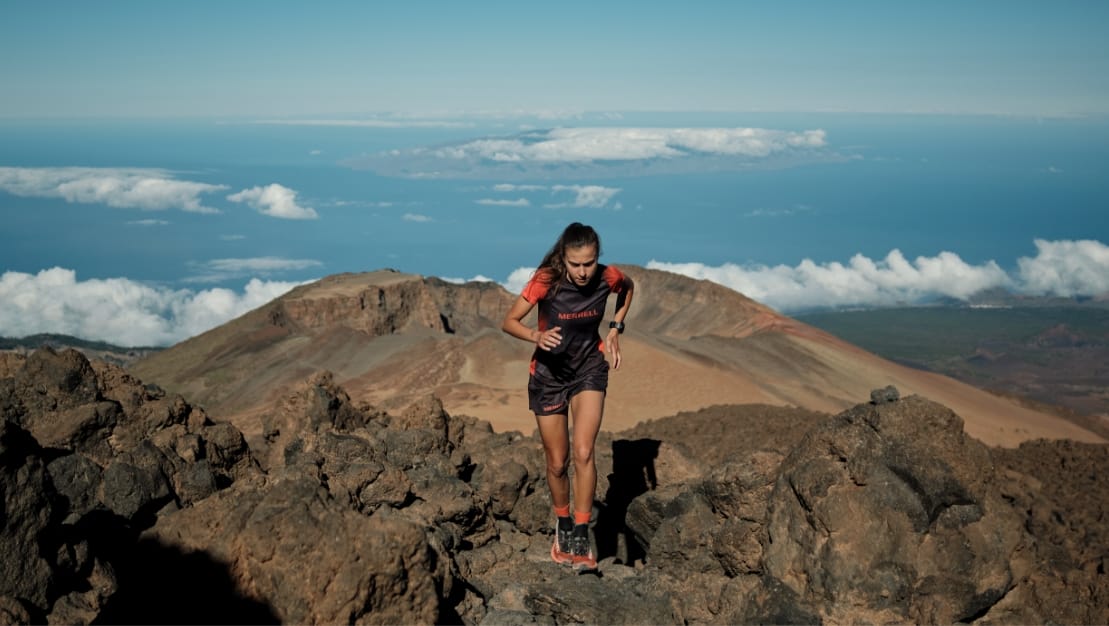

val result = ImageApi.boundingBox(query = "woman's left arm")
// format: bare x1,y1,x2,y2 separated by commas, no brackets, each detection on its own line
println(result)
605,276,634,370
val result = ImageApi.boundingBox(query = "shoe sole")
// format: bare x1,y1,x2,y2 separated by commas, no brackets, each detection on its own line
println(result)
550,542,574,565
571,554,597,571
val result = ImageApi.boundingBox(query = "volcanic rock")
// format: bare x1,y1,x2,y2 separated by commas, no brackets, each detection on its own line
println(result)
0,419,56,613
0,348,259,622
762,395,1023,623
2,346,1107,624
132,474,446,625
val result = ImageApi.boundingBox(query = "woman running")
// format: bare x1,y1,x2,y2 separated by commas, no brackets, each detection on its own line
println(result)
501,222,635,570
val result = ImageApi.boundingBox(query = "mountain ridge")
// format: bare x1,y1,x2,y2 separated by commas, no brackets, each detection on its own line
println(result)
126,265,1105,448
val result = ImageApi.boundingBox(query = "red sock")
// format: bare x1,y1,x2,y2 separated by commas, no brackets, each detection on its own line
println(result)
554,504,571,518
574,510,591,525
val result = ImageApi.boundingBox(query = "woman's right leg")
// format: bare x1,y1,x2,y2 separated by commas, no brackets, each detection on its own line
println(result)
535,412,571,507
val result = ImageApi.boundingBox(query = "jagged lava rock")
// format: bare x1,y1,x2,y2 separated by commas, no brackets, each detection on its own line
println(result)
0,348,259,623
139,474,446,625
763,394,1023,624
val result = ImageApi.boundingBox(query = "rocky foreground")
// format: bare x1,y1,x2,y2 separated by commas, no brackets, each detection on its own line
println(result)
2,348,1106,624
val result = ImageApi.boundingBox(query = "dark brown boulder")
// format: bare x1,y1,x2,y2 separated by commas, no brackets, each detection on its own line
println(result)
981,439,1109,624
10,347,99,415
0,420,55,613
140,474,447,625
762,395,1024,623
0,349,261,624
259,370,382,472
0,348,119,461
46,453,102,524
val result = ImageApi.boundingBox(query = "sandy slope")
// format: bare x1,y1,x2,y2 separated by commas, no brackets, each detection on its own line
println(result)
431,332,1104,447
129,268,1106,449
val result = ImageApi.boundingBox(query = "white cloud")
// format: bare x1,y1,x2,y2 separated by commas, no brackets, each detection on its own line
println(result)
227,184,318,219
184,256,323,283
648,251,1010,311
476,198,530,207
440,275,496,284
487,182,621,209
745,205,813,218
547,184,621,209
648,239,1109,312
0,268,305,347
220,234,246,241
0,166,226,213
503,267,536,295
493,183,546,192
127,219,169,226
433,127,826,163
1016,239,1109,296
351,126,835,179
402,212,433,222
205,257,322,273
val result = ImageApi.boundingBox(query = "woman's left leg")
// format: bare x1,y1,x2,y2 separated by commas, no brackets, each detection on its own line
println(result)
569,389,605,518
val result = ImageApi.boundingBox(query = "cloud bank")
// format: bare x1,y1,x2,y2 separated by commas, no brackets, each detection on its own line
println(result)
645,239,1109,312
6,240,1102,347
0,268,305,347
435,127,826,162
1016,239,1109,296
476,198,531,207
183,256,323,284
228,184,318,219
0,167,227,213
485,183,622,209
348,126,834,179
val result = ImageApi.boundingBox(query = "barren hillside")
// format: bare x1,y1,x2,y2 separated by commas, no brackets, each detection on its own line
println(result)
129,267,1105,447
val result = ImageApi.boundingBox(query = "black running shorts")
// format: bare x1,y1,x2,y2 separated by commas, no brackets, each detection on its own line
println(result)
528,351,609,416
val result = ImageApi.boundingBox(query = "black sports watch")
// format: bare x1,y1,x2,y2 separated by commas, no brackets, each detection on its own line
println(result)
609,321,625,334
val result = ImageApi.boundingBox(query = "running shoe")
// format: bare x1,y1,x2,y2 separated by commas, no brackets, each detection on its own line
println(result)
570,530,597,571
551,521,574,565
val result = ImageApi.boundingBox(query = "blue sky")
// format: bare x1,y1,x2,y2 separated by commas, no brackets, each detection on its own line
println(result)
3,1,1108,118
2,2,1109,347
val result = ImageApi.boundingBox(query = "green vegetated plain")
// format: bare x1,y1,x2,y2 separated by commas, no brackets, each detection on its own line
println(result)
796,305,1109,367
798,304,1109,431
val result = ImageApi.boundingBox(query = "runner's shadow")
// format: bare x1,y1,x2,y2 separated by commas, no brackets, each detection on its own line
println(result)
93,533,278,625
596,438,659,565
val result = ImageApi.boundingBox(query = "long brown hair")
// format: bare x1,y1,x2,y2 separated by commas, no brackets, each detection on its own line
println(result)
535,222,602,293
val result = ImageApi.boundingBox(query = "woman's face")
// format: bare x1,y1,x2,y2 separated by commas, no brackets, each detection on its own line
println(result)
563,244,599,286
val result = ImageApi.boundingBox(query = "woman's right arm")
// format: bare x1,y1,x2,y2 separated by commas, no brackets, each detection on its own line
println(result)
502,295,562,351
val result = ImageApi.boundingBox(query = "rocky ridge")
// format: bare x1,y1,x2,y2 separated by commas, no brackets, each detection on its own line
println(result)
128,268,1106,447
2,347,1106,624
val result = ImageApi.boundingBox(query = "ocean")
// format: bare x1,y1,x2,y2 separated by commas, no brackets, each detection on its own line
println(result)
1,112,1108,345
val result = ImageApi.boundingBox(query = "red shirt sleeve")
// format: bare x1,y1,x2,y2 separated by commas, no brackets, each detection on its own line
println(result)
602,265,626,293
521,269,553,302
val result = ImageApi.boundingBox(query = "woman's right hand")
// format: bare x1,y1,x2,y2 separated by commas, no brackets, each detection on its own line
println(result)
536,326,563,351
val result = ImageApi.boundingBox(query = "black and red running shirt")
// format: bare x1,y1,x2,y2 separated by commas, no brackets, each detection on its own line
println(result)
521,264,628,380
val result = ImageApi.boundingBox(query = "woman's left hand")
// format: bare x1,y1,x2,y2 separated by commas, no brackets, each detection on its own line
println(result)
606,328,622,370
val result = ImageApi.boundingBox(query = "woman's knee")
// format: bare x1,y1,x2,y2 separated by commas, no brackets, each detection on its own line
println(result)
572,444,595,467
546,454,570,478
